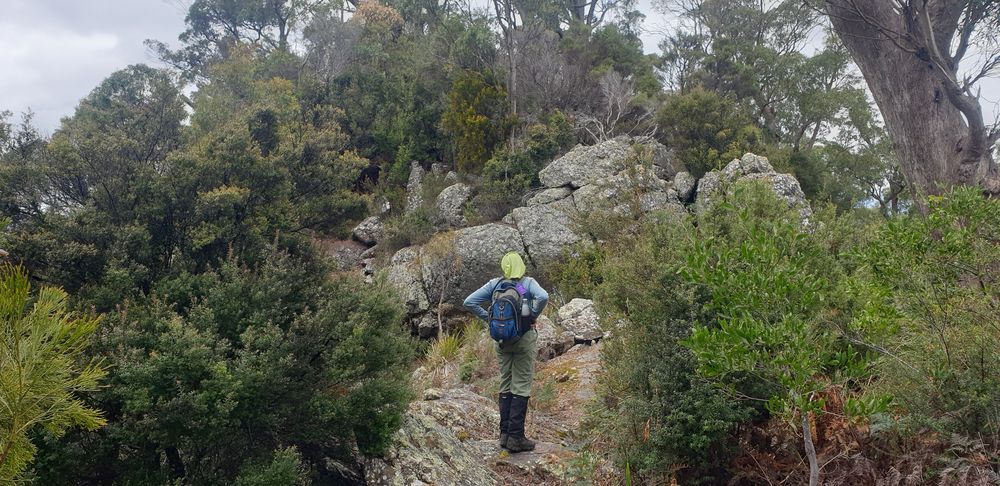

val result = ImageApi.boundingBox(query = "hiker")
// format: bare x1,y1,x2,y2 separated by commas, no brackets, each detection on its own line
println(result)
355,158,381,192
463,252,548,453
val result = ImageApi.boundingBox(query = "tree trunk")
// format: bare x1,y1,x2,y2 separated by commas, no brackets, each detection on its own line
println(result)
801,411,820,486
825,1,998,209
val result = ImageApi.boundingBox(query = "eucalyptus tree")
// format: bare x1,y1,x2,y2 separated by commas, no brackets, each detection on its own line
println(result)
819,0,1000,203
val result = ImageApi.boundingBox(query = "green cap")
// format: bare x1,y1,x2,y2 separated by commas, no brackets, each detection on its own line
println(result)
501,252,526,279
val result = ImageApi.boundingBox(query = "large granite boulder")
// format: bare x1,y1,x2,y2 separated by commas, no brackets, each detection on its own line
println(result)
558,299,603,341
419,224,529,308
365,388,501,486
507,205,586,264
695,153,812,222
386,247,430,316
572,165,680,215
526,187,574,207
539,138,633,189
405,161,426,213
352,216,384,246
538,136,677,190
436,183,473,228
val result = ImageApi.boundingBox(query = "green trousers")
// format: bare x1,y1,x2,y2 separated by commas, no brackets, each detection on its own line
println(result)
497,328,537,397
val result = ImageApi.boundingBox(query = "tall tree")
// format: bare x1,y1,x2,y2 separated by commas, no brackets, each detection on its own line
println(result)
147,0,322,79
820,0,1000,202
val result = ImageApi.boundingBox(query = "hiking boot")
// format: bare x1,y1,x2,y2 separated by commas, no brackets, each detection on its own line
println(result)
506,394,536,453
499,393,512,449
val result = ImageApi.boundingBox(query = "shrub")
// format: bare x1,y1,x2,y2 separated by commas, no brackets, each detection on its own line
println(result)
31,254,414,484
591,214,752,484
858,188,1000,448
441,70,511,174
471,112,575,223
656,87,762,177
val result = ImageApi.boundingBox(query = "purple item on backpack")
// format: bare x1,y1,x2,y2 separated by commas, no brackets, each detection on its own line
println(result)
515,283,527,295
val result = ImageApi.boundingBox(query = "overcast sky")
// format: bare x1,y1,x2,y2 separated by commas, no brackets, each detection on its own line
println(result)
1,0,996,134
1,0,187,133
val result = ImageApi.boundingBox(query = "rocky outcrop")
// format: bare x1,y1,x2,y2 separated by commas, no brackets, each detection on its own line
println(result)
352,216,384,246
385,143,811,344
435,183,473,228
538,138,633,189
386,247,430,316
507,205,587,264
405,162,426,213
695,153,812,222
558,299,603,342
673,171,696,203
572,165,681,215
365,388,502,486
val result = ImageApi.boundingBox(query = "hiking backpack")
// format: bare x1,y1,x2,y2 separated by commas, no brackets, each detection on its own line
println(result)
488,279,529,343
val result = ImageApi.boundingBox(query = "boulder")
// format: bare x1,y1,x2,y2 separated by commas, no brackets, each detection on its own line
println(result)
352,216,384,246
646,139,680,181
526,187,573,207
417,313,439,339
430,162,448,176
386,247,430,316
365,389,501,486
558,299,603,341
322,240,367,271
673,171,697,203
538,137,633,189
405,162,426,213
695,153,812,222
573,165,679,215
508,205,586,264
538,136,676,190
435,183,473,228
535,315,576,361
444,171,459,184
419,224,529,308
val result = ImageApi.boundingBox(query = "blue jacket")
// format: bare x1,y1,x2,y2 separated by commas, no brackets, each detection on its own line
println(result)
463,277,549,322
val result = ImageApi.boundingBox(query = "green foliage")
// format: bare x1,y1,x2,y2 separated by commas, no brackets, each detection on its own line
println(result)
0,265,106,481
381,207,437,254
33,257,414,484
547,243,606,300
472,112,575,222
656,88,762,177
591,214,752,484
234,447,311,486
858,189,1000,445
441,70,511,174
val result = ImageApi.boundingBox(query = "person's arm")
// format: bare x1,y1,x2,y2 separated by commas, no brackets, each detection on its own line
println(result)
527,278,549,316
463,280,495,322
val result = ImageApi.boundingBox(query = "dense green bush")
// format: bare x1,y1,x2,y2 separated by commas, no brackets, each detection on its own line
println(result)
441,70,512,174
591,212,753,484
656,88,762,177
588,183,885,483
31,252,413,484
858,189,999,448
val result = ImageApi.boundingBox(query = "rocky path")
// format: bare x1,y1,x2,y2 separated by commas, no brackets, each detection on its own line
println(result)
494,342,604,485
365,342,608,486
